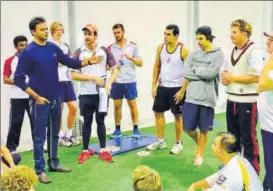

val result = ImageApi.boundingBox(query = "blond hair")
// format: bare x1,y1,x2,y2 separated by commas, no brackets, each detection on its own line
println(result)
231,19,252,38
132,165,162,191
217,132,239,153
50,21,64,36
1,165,38,191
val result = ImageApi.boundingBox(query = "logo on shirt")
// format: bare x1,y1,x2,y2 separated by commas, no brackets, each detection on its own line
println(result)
53,53,57,57
239,88,244,93
216,175,227,185
166,57,171,63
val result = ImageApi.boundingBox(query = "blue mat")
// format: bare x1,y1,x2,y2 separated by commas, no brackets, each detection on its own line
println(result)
89,134,157,156
213,120,221,127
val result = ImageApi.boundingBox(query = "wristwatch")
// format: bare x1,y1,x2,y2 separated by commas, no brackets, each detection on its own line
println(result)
88,59,93,65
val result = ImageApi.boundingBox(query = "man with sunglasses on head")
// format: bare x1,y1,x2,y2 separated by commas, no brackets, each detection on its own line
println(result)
221,19,264,175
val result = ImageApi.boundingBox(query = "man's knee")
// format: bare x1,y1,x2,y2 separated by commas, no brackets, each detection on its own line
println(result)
185,130,196,136
154,112,164,117
68,102,77,114
114,100,122,110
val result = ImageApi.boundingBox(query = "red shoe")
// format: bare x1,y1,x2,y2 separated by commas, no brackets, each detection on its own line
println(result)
98,151,113,163
78,151,90,164
88,149,95,156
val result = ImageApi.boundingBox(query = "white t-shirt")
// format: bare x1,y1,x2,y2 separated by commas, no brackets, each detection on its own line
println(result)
3,55,29,99
109,40,141,83
73,44,118,95
205,154,262,191
51,40,72,81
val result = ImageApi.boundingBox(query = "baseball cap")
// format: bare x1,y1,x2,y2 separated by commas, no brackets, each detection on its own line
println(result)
82,23,98,33
264,31,273,38
196,26,216,39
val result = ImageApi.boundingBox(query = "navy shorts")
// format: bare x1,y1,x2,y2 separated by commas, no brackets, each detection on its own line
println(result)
182,102,214,132
60,81,76,102
152,86,185,115
110,82,137,100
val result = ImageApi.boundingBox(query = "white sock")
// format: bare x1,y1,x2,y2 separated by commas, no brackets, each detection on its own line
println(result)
66,129,73,138
158,138,165,143
100,148,107,153
175,141,182,145
59,130,64,138
83,150,88,152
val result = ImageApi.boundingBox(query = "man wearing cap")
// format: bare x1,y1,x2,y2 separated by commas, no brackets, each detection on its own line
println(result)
257,31,273,191
181,26,224,166
221,19,263,174
14,17,102,184
108,23,143,139
72,23,119,164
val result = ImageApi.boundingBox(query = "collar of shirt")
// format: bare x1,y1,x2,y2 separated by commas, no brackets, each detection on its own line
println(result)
112,39,130,49
80,43,101,52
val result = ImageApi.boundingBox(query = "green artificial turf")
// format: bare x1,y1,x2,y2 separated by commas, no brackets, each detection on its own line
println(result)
20,113,265,191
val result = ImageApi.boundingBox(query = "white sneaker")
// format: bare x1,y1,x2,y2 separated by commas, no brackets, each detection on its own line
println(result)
59,137,72,147
146,140,167,150
68,136,81,146
169,142,183,154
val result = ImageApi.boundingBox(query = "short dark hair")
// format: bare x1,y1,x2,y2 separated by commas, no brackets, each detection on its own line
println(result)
13,35,28,47
29,17,46,34
112,23,125,31
166,24,180,36
217,132,240,153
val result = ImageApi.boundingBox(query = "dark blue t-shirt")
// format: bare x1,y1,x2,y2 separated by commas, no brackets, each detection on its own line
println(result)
14,41,82,101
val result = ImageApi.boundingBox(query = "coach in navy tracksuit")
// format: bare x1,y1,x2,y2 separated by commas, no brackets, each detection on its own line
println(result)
14,17,103,184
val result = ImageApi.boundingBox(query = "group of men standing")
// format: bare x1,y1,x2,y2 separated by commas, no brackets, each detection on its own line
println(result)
2,16,273,190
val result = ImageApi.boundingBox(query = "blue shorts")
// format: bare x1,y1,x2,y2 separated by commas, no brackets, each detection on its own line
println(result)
182,102,214,132
110,82,137,100
60,81,77,102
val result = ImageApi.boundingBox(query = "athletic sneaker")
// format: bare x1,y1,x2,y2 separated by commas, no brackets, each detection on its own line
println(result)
59,137,72,147
133,129,142,138
110,129,122,139
146,140,167,150
169,142,183,154
78,151,90,164
68,136,81,146
98,151,113,163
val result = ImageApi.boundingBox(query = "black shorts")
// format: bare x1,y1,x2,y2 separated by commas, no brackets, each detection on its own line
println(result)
152,86,185,115
79,94,100,116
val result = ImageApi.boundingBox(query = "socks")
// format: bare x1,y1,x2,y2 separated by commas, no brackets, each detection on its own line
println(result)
116,125,121,130
100,148,107,153
133,125,138,130
175,141,182,145
158,138,165,143
66,129,73,138
59,130,64,138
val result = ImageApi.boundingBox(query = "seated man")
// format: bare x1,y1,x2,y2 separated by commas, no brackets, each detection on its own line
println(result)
1,165,38,191
132,165,163,191
187,132,262,191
